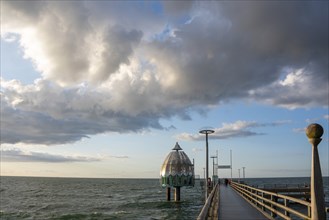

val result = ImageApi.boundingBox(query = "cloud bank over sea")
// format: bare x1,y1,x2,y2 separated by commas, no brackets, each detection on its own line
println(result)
1,1,328,145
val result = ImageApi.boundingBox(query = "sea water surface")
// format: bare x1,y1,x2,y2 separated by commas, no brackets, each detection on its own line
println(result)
0,177,203,220
0,176,328,219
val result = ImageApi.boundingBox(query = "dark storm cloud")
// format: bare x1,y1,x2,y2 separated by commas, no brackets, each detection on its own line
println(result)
147,1,328,106
162,1,194,16
94,26,143,82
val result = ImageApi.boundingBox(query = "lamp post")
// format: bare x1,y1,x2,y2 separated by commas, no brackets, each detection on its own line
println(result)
238,169,241,183
210,155,217,185
216,150,219,179
242,167,246,179
230,150,233,180
203,167,205,191
306,123,325,220
199,129,214,199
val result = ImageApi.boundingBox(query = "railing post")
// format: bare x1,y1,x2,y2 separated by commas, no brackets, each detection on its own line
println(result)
261,192,266,212
308,205,312,218
255,190,259,207
270,195,277,218
249,187,252,201
249,188,251,202
306,123,326,220
284,198,290,217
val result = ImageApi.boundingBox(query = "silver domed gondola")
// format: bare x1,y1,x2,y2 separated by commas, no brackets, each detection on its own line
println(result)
160,142,194,201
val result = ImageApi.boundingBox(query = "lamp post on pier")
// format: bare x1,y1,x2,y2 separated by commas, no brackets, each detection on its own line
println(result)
210,155,217,185
199,129,214,199
230,150,233,180
306,123,326,220
238,169,241,183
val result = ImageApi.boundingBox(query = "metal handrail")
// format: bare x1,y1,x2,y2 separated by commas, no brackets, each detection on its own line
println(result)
232,183,308,219
230,181,328,220
197,183,219,220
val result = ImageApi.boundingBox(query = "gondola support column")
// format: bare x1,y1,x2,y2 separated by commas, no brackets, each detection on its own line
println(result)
175,187,181,201
166,187,171,201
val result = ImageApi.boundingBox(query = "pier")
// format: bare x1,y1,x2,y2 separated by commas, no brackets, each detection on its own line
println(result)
218,183,268,220
159,124,328,219
196,124,328,219
197,181,270,219
198,181,329,220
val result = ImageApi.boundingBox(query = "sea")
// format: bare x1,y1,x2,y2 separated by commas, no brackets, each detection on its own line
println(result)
0,176,328,220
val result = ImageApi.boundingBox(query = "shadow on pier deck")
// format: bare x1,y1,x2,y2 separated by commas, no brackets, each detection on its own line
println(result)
219,184,268,220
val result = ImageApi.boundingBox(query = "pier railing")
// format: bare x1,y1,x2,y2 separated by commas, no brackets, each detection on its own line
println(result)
230,181,328,220
197,183,219,220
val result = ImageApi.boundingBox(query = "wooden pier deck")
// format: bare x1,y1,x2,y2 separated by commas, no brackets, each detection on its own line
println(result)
198,181,328,219
218,185,268,220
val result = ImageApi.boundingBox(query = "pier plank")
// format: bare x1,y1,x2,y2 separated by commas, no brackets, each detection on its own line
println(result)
218,185,268,220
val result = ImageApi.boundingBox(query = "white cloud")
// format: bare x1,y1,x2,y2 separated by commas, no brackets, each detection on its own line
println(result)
109,155,129,159
1,33,18,42
248,68,328,109
279,69,304,86
177,120,288,141
293,127,306,134
1,148,102,163
192,147,203,153
2,2,143,86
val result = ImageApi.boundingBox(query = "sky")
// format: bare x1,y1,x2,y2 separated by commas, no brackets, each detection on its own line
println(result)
1,1,328,179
